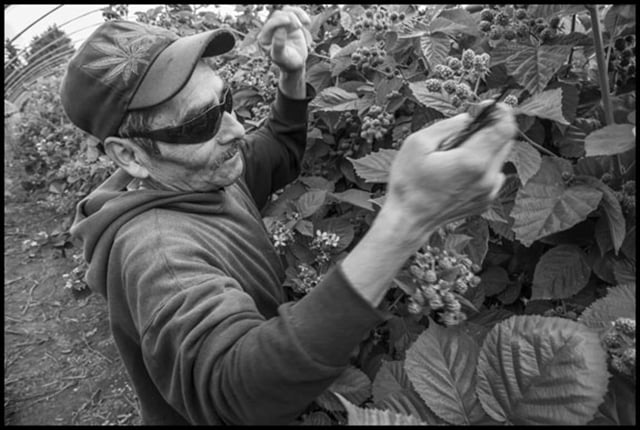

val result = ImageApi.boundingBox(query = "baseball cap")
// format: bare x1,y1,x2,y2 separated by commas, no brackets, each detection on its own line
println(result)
60,20,235,141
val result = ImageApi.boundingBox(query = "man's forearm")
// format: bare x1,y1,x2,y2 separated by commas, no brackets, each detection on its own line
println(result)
278,69,306,100
340,205,437,307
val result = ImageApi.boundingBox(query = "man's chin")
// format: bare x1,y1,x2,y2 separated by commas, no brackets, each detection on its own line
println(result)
209,152,244,189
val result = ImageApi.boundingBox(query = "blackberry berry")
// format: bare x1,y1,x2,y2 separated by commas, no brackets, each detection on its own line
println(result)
442,80,457,94
447,57,463,71
615,37,627,52
548,16,561,29
503,28,517,41
480,8,495,23
515,8,528,20
495,11,510,26
462,49,476,69
479,20,492,32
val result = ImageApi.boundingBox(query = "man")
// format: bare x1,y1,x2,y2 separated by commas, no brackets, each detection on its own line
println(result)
61,7,516,425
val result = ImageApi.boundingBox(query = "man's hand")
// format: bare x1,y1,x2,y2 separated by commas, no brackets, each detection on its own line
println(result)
257,6,312,74
385,103,517,241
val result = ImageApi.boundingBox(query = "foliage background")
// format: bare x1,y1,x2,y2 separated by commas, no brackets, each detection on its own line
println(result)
4,4,635,426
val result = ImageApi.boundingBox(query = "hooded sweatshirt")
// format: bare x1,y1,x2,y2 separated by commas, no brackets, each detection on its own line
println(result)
71,85,387,425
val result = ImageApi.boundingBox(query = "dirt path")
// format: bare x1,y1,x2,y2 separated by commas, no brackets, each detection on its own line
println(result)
4,158,142,424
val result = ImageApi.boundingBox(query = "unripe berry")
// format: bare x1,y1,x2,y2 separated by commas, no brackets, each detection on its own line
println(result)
503,94,518,107
515,23,529,37
622,347,635,367
435,64,455,80
614,317,636,336
442,79,457,94
455,83,472,99
614,38,627,52
515,8,528,20
489,27,502,40
602,331,625,349
480,8,494,23
503,28,517,41
495,12,510,26
425,270,438,283
540,28,555,42
601,172,613,184
479,20,492,32
462,49,476,69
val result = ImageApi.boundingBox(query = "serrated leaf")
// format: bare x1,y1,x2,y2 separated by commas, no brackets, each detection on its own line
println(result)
579,177,626,254
300,411,333,425
348,149,397,183
476,315,610,425
479,266,510,297
309,86,358,109
529,4,586,18
531,245,591,300
506,140,542,186
612,258,635,285
408,82,458,117
514,88,570,125
296,190,327,218
444,233,473,254
505,45,573,95
299,175,334,192
372,360,412,403
459,217,489,267
374,391,446,425
330,189,374,211
330,366,372,405
336,393,428,425
420,33,450,70
578,283,636,335
584,124,635,157
294,219,314,237
558,122,587,158
404,323,485,425
511,157,603,247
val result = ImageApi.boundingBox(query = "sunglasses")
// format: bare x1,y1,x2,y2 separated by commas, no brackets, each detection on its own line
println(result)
123,87,233,144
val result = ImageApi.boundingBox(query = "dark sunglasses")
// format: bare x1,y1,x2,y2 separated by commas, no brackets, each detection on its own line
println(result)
123,87,233,144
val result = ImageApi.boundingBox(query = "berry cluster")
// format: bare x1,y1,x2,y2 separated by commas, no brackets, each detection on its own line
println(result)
606,35,636,92
310,229,341,264
352,6,406,37
250,102,271,122
601,317,636,378
502,94,519,107
350,46,390,74
424,51,491,108
330,112,362,157
478,6,561,44
360,105,395,144
216,57,278,102
614,180,636,214
406,246,482,326
270,219,295,254
292,263,324,295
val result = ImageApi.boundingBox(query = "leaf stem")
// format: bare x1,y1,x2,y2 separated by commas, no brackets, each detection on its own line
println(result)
517,130,557,157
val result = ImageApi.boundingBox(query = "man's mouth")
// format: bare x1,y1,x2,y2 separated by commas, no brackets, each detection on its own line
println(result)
213,139,244,169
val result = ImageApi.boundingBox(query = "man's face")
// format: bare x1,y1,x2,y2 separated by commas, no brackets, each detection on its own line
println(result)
137,61,246,192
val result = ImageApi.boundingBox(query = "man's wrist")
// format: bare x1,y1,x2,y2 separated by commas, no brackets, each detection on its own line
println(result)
278,68,306,99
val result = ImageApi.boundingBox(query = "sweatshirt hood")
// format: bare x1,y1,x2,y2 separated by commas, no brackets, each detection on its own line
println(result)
70,168,226,297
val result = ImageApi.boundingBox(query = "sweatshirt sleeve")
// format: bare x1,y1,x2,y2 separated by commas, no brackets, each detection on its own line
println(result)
118,216,387,425
240,83,316,211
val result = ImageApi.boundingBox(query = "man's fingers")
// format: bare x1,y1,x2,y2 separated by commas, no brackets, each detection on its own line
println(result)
405,112,472,153
282,5,311,27
271,27,288,58
258,10,304,46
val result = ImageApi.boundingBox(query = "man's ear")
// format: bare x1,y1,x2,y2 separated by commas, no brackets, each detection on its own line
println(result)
103,137,151,179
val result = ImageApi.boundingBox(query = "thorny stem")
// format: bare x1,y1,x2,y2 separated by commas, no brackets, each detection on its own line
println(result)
518,130,558,157
586,4,621,176
564,15,577,78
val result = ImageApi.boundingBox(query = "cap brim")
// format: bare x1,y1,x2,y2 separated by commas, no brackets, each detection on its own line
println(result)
129,28,235,109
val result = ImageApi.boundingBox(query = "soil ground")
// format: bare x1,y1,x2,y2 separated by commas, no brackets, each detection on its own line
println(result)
4,137,142,424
